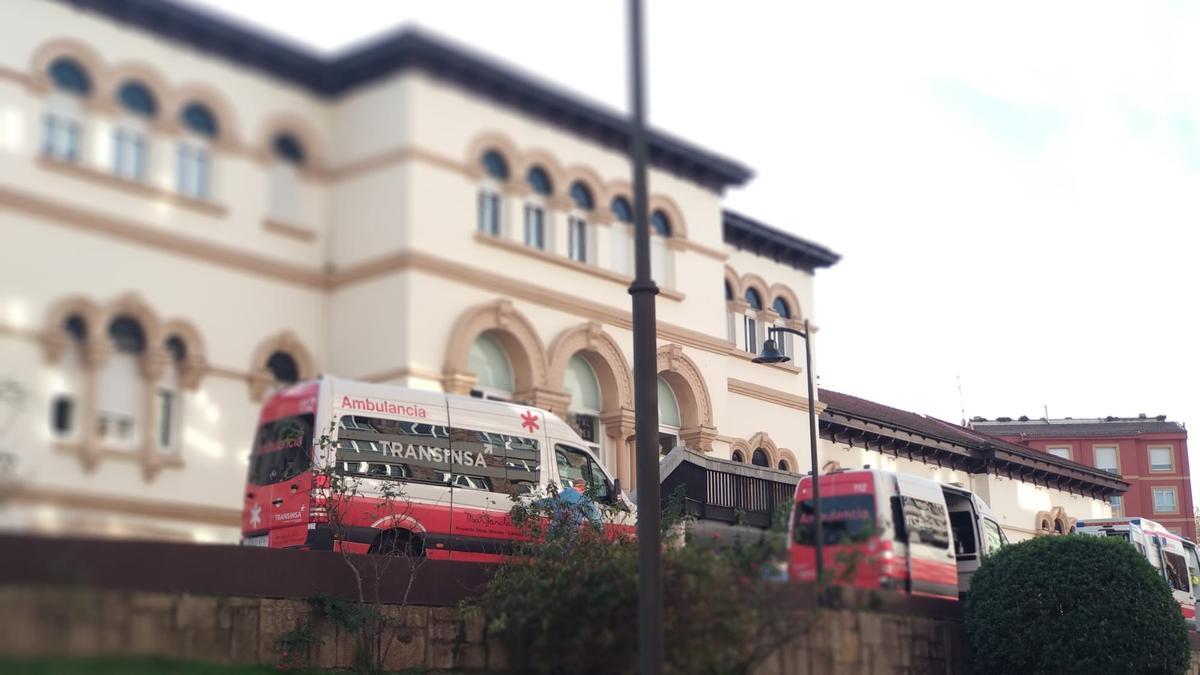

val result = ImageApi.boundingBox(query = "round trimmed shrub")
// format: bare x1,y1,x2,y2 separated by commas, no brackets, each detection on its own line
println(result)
965,535,1190,675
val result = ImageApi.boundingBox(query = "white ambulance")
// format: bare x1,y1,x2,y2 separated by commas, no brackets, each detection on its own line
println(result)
1075,517,1196,629
241,377,635,559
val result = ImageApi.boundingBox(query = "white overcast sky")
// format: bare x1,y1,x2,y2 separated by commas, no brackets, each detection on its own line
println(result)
182,0,1200,502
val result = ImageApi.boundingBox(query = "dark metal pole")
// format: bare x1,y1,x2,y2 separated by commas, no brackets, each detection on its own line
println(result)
627,0,663,672
802,319,824,591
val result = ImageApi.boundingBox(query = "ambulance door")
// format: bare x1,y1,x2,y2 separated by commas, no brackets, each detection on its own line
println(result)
895,474,957,599
444,400,547,560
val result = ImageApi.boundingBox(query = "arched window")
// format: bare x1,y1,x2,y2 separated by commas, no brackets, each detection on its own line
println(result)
98,316,147,447
777,459,790,472
524,166,552,250
527,166,552,196
724,280,733,301
567,182,593,264
611,196,633,223
112,81,156,181
772,297,793,358
610,196,634,275
752,448,770,467
269,133,305,223
177,102,217,200
477,150,508,236
42,58,90,162
469,333,514,400
649,209,673,287
657,376,681,456
273,134,305,165
482,150,509,180
651,210,672,237
266,351,299,385
743,288,763,354
117,82,157,118
158,335,187,451
731,450,745,463
49,58,91,96
50,314,88,438
565,354,603,458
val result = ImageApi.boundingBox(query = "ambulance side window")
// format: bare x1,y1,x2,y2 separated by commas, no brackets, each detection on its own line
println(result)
336,416,448,485
900,496,950,549
891,497,908,543
982,518,1003,554
447,428,541,496
555,444,612,503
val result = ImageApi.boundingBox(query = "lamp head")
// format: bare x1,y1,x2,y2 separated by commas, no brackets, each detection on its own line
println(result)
752,338,790,364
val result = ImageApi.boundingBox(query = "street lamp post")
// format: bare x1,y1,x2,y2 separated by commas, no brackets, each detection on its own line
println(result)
753,320,823,591
627,0,663,673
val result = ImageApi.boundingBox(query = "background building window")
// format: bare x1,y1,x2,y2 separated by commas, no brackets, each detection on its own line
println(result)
1048,446,1071,460
649,209,672,287
524,166,552,250
266,351,299,385
568,181,593,263
1153,487,1178,513
565,354,603,461
1149,446,1174,472
777,459,790,471
610,196,633,275
98,316,147,447
657,376,680,455
772,297,792,356
177,102,217,200
113,81,157,181
732,450,745,463
477,150,507,236
42,57,90,162
468,333,514,401
725,280,737,344
269,133,305,223
1108,494,1123,515
158,335,186,451
1094,446,1119,474
744,288,763,354
49,313,87,438
752,447,769,467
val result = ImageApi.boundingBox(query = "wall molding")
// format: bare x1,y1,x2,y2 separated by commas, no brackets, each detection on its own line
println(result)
3,484,241,528
727,377,826,414
39,157,228,218
2,185,741,357
261,218,316,243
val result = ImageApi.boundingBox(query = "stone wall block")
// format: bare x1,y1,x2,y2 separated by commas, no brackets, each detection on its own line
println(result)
380,623,427,672
428,641,456,671
311,615,339,670
128,608,174,657
486,636,509,671
257,598,307,665
228,604,261,664
175,594,218,630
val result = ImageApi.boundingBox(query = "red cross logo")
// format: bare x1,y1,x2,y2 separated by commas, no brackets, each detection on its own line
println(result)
520,411,540,432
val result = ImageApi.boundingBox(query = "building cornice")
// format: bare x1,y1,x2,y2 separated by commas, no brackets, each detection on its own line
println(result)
53,0,752,191
723,210,840,272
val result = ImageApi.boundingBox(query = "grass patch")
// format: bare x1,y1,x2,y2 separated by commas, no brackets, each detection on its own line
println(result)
0,657,324,674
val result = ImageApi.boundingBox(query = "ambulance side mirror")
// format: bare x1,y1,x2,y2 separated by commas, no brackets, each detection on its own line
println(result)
612,478,623,501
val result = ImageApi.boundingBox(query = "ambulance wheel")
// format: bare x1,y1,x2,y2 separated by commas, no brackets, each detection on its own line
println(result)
371,530,423,557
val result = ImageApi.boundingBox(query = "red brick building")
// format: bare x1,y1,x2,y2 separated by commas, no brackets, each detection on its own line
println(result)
972,416,1194,540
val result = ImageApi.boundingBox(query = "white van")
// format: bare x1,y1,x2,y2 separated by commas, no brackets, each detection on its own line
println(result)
789,468,1007,598
241,377,635,559
1076,517,1196,629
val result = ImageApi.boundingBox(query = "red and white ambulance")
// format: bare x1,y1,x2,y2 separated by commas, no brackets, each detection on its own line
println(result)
1075,517,1196,629
788,468,1007,599
241,377,634,560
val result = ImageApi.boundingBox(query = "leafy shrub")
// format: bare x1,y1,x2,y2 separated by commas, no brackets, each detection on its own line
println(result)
965,535,1190,675
470,491,798,675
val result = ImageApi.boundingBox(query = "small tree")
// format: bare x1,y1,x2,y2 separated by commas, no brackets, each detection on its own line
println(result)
965,535,1190,675
278,423,426,674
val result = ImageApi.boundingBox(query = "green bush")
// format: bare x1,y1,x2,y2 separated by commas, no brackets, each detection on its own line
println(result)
470,492,797,675
965,535,1191,675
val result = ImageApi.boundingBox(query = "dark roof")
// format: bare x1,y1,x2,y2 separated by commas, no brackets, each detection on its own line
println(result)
722,211,841,272
818,390,1128,496
56,0,754,191
972,418,1186,438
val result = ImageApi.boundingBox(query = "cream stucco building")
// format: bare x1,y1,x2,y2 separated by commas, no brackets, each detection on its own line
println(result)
0,0,842,542
0,0,1123,545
